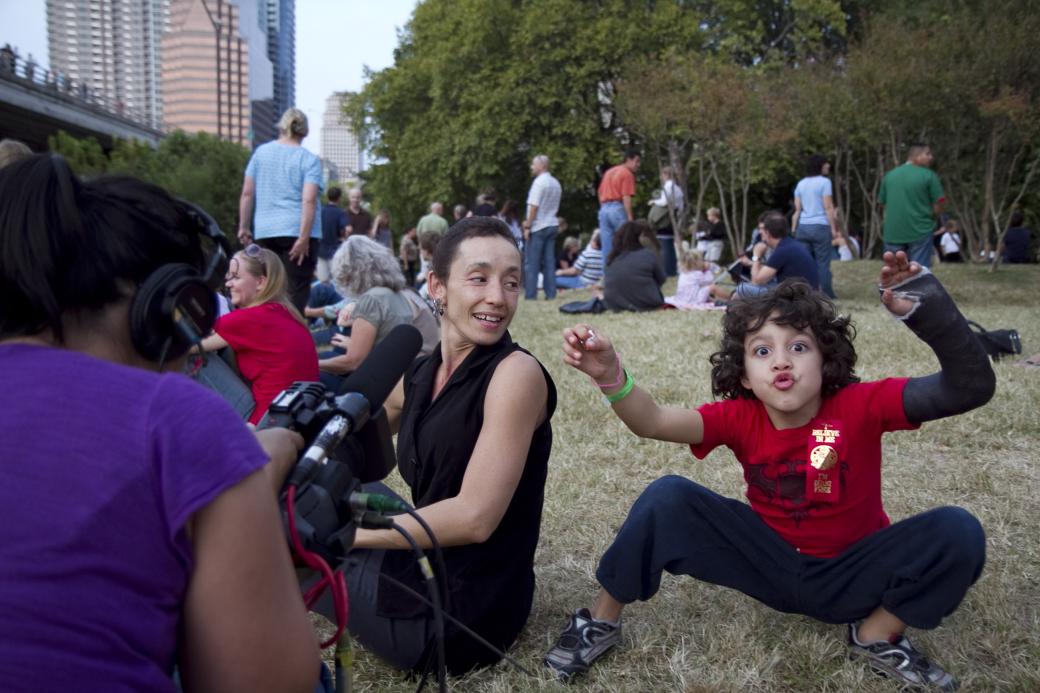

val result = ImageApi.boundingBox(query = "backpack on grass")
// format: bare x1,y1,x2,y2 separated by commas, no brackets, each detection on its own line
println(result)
966,320,1021,361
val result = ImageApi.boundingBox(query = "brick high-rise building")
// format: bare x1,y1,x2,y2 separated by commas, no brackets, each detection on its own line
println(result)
45,0,168,129
320,92,363,184
162,0,273,148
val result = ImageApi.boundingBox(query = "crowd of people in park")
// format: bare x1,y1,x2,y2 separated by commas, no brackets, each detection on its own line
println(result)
0,107,1036,693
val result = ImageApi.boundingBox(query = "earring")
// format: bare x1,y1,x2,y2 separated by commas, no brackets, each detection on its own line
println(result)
434,298,444,316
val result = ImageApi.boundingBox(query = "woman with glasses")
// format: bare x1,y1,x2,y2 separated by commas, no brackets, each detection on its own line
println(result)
197,243,319,425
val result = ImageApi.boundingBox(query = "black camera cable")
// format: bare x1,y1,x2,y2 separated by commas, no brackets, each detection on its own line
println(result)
386,521,447,693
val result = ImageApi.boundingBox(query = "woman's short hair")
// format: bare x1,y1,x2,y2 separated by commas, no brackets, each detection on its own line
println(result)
233,246,304,324
606,220,658,265
277,108,309,138
806,154,828,176
0,154,207,342
710,279,859,400
431,216,518,281
332,235,406,297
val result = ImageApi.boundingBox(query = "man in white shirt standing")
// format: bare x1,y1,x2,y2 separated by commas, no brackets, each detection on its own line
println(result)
523,154,563,299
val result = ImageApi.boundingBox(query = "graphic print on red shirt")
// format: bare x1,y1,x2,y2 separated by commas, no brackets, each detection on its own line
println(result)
689,378,918,557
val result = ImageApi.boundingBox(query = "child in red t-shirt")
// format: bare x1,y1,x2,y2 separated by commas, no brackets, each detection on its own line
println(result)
546,252,994,691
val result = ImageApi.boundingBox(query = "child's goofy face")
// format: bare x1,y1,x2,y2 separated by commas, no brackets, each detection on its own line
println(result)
740,316,824,429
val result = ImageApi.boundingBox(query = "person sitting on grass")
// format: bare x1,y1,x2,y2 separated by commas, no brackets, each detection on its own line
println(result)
555,230,603,290
711,211,818,302
547,254,995,691
602,221,665,312
664,246,720,309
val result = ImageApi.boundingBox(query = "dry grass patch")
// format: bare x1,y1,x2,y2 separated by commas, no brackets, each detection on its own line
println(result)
323,260,1040,691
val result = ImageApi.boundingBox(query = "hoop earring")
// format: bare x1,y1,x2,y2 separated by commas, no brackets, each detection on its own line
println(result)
434,299,444,316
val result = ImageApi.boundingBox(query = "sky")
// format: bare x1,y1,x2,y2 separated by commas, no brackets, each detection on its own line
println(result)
0,0,419,155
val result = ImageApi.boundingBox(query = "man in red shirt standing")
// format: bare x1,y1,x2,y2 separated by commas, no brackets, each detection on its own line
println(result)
597,148,641,262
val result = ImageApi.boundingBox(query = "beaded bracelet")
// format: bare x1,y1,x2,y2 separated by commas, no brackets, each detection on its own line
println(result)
593,351,624,390
604,369,635,404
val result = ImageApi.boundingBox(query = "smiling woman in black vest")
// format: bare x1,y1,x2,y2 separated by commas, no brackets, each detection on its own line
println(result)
324,216,557,675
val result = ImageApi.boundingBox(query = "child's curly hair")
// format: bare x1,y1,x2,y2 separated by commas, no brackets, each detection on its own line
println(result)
710,279,859,400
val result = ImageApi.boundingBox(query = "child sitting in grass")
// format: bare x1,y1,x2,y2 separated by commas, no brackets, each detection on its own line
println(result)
664,245,720,309
546,252,994,691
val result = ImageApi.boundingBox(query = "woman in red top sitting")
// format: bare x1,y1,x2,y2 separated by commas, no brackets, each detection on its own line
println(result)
199,244,319,425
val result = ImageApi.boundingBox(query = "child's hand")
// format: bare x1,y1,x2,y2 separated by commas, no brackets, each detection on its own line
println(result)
879,250,922,316
336,302,356,327
562,324,617,383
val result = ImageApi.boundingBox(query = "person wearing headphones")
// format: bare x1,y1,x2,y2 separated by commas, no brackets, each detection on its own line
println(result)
0,155,320,692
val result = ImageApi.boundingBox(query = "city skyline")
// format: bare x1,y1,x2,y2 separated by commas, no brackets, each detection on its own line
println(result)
1,0,418,156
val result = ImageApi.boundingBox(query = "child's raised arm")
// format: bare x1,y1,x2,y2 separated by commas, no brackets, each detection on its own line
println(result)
879,251,995,424
562,324,705,444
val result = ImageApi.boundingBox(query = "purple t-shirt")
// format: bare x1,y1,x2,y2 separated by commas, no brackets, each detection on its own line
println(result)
0,344,268,691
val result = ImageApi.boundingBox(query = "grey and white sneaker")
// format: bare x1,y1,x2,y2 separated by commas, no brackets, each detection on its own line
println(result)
848,622,959,691
544,608,622,682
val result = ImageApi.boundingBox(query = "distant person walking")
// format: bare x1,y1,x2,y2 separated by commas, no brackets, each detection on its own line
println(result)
523,154,563,300
792,154,840,298
317,186,349,283
344,187,372,240
880,143,945,268
597,148,641,262
237,107,323,313
417,201,449,236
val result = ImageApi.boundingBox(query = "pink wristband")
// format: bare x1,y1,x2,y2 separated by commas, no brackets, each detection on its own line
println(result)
593,352,624,389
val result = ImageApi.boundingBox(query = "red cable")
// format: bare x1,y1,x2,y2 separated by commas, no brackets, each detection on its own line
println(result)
286,485,349,648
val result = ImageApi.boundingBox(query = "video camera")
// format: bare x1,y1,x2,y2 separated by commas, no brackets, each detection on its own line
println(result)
257,324,423,565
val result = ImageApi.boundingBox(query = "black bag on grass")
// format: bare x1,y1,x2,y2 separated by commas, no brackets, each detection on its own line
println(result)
559,297,605,314
967,320,1021,361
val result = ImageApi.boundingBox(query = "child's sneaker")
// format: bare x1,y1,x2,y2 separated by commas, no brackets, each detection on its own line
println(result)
544,608,621,682
848,622,959,691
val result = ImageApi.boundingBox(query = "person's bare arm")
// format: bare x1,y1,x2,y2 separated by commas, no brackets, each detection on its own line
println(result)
622,194,634,221
523,203,538,242
318,317,376,374
289,183,319,266
823,194,839,237
791,196,802,233
352,351,548,549
179,460,317,692
561,324,704,444
198,333,229,353
749,241,777,284
238,176,256,245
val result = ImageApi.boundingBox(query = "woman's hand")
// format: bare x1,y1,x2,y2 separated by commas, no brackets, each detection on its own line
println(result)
879,250,923,317
253,427,305,494
335,302,356,328
288,235,310,266
330,333,350,350
562,324,618,384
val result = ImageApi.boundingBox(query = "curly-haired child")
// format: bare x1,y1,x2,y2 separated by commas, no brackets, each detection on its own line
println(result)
546,252,995,691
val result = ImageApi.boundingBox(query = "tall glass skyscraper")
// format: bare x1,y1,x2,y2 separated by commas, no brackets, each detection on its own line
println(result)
261,0,294,120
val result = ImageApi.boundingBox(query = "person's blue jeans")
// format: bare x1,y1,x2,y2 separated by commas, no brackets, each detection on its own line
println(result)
884,235,934,268
657,234,677,277
598,201,628,263
795,223,836,298
555,275,592,289
524,225,559,299
734,279,778,298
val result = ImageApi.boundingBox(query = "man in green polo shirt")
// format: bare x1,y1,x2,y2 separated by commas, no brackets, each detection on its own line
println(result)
880,144,945,267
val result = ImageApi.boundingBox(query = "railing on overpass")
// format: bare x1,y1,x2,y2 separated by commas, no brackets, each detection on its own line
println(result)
0,46,158,131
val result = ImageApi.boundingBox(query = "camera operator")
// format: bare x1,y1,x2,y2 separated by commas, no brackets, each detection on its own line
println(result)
313,217,557,675
0,155,320,692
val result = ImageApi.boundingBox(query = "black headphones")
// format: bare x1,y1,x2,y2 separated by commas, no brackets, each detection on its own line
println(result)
128,202,230,363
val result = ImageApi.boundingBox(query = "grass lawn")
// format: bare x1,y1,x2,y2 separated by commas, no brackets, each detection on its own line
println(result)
322,259,1040,692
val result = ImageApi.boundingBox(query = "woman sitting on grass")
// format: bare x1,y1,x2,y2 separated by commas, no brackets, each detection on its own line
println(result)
318,235,439,391
547,255,994,692
602,220,666,311
315,217,557,675
197,243,319,426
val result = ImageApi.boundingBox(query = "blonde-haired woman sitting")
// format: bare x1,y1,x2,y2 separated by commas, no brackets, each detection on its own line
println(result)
199,244,319,425
319,235,439,390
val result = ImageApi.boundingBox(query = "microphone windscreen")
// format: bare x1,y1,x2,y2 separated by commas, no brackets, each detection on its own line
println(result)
339,323,423,410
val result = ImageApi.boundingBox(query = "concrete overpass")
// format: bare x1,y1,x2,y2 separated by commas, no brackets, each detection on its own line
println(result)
0,54,163,151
